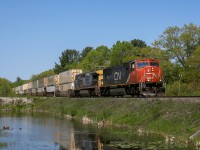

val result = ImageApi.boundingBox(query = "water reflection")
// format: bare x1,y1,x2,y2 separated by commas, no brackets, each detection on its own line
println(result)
0,113,196,150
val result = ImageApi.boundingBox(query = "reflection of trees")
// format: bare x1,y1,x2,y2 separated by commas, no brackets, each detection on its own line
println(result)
54,120,76,150
96,135,103,150
70,123,76,150
53,120,115,150
72,133,108,150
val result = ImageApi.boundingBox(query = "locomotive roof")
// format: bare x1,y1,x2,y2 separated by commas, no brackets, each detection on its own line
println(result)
136,58,159,62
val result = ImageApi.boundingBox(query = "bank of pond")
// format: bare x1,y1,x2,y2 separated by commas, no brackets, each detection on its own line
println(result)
0,97,200,149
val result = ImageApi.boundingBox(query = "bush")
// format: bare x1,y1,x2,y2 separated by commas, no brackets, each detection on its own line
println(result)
165,81,200,96
0,78,13,96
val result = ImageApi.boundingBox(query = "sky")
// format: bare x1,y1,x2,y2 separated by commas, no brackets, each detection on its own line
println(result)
0,0,200,82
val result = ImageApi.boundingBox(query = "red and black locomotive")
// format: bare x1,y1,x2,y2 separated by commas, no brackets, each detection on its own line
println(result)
74,58,164,97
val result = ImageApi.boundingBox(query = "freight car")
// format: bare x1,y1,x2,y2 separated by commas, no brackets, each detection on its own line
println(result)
73,58,164,97
58,69,82,97
37,77,47,96
14,69,82,97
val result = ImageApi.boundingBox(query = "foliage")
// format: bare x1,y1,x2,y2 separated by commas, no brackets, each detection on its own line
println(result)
110,41,134,66
16,76,22,82
79,46,93,62
0,78,13,96
185,46,200,83
54,49,80,73
153,23,200,68
80,45,111,71
131,39,147,48
161,61,182,84
11,78,28,88
165,81,200,96
30,69,55,81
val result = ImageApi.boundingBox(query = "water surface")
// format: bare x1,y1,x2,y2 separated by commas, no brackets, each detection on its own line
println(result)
0,113,196,150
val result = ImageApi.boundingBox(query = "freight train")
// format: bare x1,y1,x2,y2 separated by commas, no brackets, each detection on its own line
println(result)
13,58,164,97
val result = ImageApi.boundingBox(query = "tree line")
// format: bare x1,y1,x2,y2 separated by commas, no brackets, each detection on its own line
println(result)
1,23,200,96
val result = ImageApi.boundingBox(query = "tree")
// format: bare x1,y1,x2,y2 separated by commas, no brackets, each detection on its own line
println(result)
16,76,22,82
30,69,55,81
110,41,134,66
54,49,80,73
79,47,93,61
153,23,200,68
185,46,200,83
11,78,28,88
80,46,111,71
131,39,147,48
0,78,13,96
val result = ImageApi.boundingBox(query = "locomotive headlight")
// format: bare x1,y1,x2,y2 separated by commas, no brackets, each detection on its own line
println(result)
152,68,154,72
147,79,150,82
147,69,150,72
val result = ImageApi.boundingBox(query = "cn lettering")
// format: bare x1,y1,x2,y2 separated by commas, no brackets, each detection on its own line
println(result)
114,72,121,80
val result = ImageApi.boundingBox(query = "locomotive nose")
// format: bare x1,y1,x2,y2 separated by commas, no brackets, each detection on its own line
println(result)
147,67,155,73
145,66,161,83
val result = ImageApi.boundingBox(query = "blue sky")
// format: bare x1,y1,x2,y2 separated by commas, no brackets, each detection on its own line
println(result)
0,0,200,82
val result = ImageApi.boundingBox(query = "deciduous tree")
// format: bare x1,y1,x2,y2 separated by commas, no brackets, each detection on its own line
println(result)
131,39,147,48
79,47,93,61
153,23,200,68
0,78,13,96
80,46,110,71
54,49,80,73
110,41,134,66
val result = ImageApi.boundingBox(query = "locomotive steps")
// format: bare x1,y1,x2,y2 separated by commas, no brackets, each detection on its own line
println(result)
1,97,200,145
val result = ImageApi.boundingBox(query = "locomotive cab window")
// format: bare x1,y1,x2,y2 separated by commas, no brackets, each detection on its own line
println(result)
137,62,149,68
131,62,135,71
150,62,159,67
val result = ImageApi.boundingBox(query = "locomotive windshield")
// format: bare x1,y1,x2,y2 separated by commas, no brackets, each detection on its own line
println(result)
137,61,159,68
137,62,149,68
150,62,159,67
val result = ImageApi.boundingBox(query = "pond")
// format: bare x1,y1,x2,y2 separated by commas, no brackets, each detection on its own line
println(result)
0,113,196,150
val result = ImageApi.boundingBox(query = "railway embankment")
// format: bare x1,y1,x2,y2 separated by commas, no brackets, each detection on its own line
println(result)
1,97,200,144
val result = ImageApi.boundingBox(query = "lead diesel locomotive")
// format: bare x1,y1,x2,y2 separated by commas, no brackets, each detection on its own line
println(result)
74,58,164,97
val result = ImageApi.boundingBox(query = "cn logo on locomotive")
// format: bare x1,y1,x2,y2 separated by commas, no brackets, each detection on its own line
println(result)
114,71,121,81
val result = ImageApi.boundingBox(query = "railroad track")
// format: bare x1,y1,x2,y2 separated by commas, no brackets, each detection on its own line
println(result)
128,96,200,103
102,96,200,102
40,95,200,102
